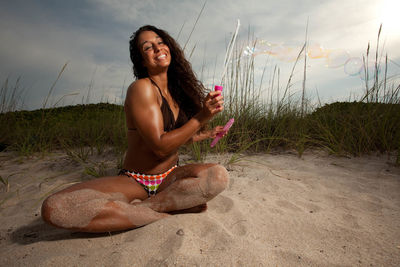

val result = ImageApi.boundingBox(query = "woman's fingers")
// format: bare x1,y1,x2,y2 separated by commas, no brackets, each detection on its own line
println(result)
208,91,224,105
217,126,227,137
208,91,222,99
198,92,224,122
204,93,224,114
210,126,225,138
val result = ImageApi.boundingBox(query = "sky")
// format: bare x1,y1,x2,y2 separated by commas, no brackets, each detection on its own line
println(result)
0,0,399,110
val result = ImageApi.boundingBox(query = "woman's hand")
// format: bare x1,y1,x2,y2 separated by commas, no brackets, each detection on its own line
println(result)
196,91,224,123
210,126,226,138
190,126,227,143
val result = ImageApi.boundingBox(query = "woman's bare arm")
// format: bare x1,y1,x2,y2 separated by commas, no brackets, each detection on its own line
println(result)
125,79,223,158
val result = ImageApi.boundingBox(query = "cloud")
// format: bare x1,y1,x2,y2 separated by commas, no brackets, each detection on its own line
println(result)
0,0,132,110
0,0,398,110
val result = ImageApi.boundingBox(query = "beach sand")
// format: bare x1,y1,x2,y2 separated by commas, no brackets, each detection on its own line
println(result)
0,150,399,266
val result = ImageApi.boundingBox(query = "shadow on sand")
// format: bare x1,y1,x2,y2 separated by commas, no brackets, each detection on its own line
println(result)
10,218,128,245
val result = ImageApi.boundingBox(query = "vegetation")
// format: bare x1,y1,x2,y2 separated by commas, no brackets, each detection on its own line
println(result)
0,26,399,167
0,97,398,166
0,103,127,170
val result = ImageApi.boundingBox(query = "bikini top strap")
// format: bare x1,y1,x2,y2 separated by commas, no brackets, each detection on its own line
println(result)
149,78,164,97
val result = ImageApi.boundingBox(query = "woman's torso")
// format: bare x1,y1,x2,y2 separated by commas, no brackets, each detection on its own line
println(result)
123,78,187,174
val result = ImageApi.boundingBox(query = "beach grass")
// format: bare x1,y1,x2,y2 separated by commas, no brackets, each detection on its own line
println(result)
0,27,399,168
0,103,127,164
3,91,397,168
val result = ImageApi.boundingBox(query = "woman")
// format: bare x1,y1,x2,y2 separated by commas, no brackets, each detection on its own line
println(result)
41,25,229,233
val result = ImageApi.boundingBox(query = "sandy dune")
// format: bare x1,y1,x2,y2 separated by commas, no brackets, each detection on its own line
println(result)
0,150,399,266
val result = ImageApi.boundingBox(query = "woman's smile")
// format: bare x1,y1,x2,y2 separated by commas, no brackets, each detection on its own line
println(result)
156,53,167,61
139,30,171,70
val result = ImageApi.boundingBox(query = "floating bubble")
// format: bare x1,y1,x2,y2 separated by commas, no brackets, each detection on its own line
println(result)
243,46,255,57
240,39,368,80
243,41,303,62
359,62,380,81
344,57,363,76
325,49,350,68
307,43,326,59
258,40,282,54
267,44,285,56
276,46,300,62
252,41,285,57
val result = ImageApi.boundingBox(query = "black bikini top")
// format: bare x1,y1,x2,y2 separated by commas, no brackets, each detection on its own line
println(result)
128,79,188,132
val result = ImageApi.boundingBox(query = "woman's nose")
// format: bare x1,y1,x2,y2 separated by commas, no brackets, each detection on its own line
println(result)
154,44,160,52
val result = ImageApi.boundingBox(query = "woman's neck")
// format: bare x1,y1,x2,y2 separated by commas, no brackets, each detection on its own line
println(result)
148,72,168,91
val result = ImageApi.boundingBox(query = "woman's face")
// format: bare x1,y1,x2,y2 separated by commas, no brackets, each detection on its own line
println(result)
138,30,171,72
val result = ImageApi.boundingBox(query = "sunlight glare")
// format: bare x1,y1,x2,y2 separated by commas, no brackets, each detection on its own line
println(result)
378,0,400,34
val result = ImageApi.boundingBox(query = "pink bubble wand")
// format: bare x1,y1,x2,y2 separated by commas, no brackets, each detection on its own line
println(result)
210,118,235,147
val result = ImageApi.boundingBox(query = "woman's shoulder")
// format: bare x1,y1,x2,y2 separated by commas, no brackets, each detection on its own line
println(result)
126,78,155,99
127,78,152,92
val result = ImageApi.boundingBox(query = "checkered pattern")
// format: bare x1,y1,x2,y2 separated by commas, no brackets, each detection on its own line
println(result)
122,165,177,196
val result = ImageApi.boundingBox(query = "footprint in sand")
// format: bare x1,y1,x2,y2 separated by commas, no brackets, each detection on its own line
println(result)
209,195,234,213
207,196,247,236
296,201,322,214
275,200,303,212
342,213,362,229
229,219,247,236
147,233,184,265
228,177,235,190
360,199,383,213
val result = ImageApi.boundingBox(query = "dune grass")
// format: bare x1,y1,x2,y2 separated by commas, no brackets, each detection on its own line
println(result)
199,26,400,164
0,85,398,168
0,27,399,168
0,103,127,167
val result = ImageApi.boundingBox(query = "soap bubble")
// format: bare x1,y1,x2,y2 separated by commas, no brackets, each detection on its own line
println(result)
240,39,368,80
359,62,380,81
344,57,363,76
325,49,350,68
276,45,301,62
307,43,326,59
244,41,303,62
267,44,284,56
243,46,256,56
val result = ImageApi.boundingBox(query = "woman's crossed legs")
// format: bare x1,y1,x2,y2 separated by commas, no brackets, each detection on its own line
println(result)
41,164,229,232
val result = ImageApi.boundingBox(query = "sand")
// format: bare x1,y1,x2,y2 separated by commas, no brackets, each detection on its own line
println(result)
0,150,399,266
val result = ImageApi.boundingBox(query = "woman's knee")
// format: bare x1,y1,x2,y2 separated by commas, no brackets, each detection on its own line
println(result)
41,193,69,228
41,196,53,225
198,164,229,196
211,164,229,192
40,189,110,230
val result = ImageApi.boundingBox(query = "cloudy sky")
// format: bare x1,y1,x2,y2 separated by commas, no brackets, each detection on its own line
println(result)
1,0,399,110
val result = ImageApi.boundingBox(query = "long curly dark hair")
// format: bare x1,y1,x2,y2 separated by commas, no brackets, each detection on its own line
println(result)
129,25,205,119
